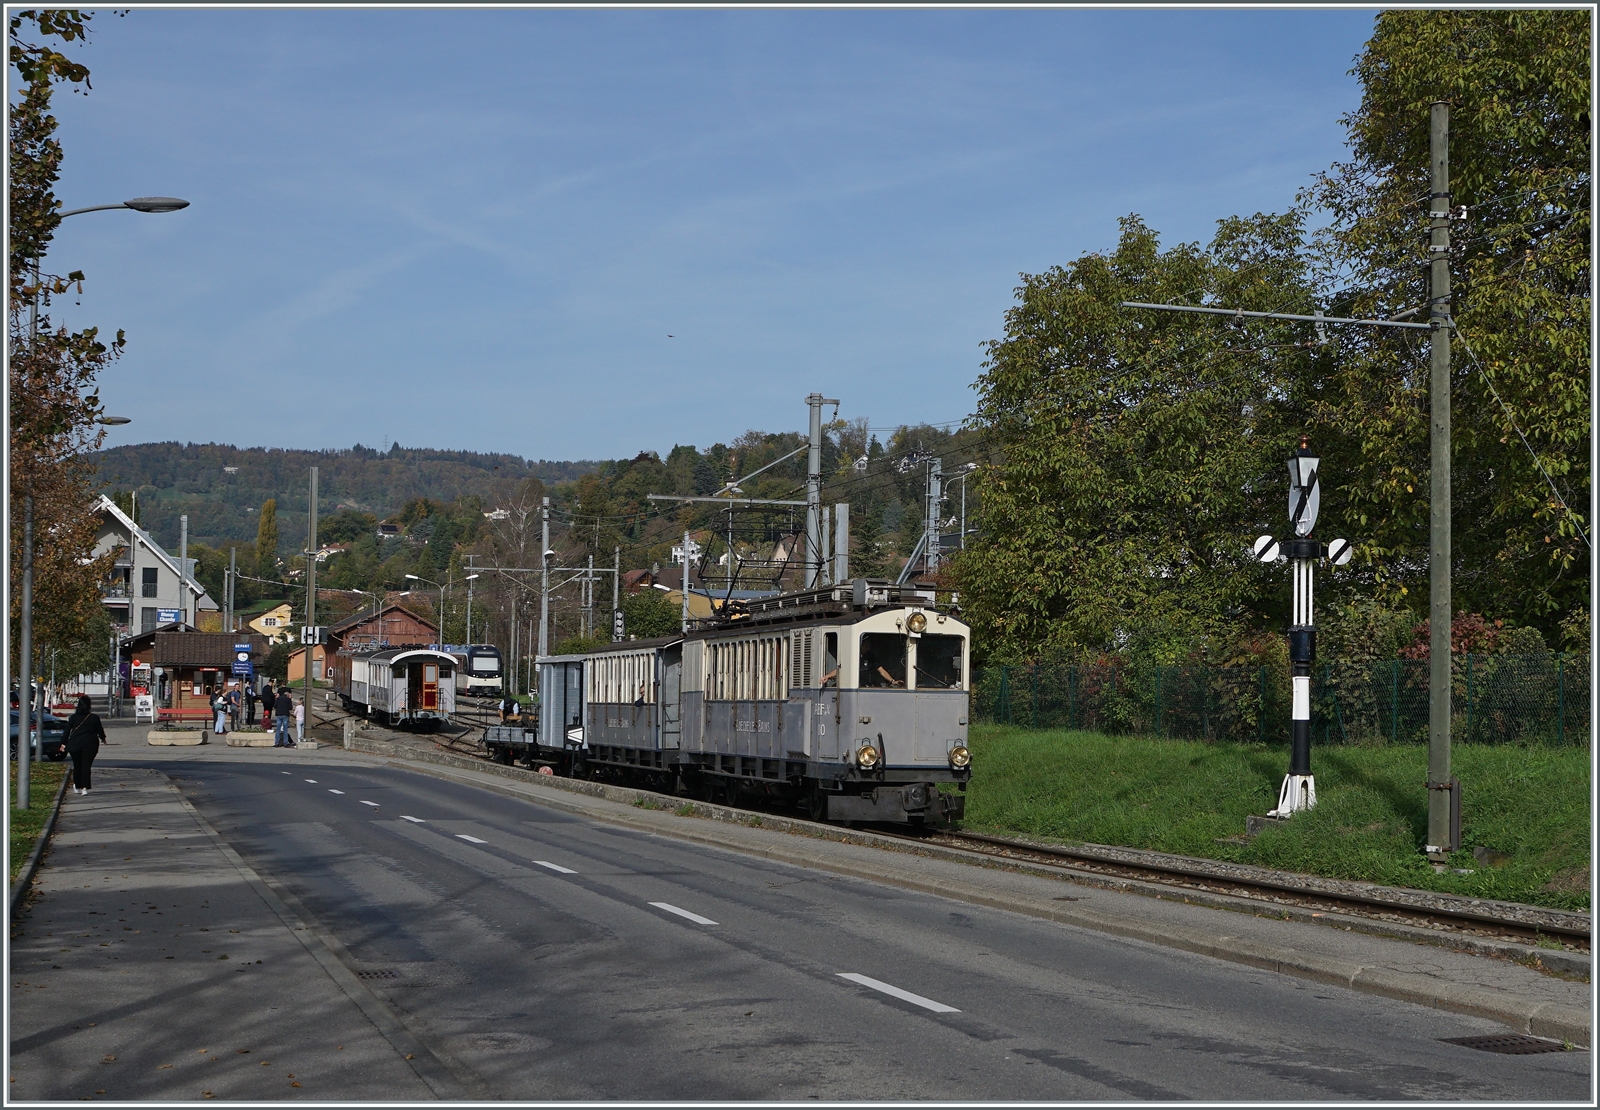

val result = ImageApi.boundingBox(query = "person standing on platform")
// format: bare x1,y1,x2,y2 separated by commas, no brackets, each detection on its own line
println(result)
212,689,228,735
63,694,105,795
245,683,259,726
226,686,241,731
294,697,306,745
273,686,294,747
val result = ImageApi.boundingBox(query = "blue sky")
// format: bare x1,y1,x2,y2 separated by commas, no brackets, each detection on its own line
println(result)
44,6,1379,461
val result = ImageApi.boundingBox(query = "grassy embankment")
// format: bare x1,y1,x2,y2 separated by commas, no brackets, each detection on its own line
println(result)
964,725,1590,912
8,760,68,883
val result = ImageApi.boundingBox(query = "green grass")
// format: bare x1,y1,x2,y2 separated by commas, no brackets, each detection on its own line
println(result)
965,725,1590,911
8,760,68,883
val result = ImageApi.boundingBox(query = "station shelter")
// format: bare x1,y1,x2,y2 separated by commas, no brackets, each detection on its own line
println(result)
122,627,271,722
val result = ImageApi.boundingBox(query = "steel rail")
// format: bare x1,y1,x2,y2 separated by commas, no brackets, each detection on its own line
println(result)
902,827,1589,947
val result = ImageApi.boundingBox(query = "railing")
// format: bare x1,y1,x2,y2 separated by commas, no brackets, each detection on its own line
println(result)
972,654,1589,746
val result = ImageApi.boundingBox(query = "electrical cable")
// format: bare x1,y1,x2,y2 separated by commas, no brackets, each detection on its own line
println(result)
1452,328,1590,550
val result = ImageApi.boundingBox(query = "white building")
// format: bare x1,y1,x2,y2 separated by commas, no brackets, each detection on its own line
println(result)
671,536,703,563
91,495,220,636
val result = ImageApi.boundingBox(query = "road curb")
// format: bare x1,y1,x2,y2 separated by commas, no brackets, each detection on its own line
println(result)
345,735,1591,1046
8,769,70,919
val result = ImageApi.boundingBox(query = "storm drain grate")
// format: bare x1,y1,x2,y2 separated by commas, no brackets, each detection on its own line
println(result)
355,969,402,980
1441,1034,1572,1055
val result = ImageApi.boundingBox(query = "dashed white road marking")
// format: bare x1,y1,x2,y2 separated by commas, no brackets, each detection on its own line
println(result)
360,800,380,807
329,789,345,795
649,902,717,926
400,816,425,824
456,834,488,844
281,771,292,775
533,861,576,874
837,973,959,1013
304,779,317,783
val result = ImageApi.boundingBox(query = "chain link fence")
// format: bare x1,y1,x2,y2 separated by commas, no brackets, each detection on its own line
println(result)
972,654,1589,747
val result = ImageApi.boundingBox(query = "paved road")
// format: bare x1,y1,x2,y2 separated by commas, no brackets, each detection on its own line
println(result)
134,756,1587,1100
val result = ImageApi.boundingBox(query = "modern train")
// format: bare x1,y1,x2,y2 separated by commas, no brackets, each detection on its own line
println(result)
332,645,458,729
485,580,970,825
453,645,504,697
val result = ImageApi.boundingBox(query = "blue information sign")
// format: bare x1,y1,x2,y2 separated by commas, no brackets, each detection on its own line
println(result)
157,608,182,624
232,661,254,676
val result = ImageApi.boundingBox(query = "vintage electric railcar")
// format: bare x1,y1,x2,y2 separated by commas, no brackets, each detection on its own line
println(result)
333,646,458,729
496,581,970,824
453,645,505,697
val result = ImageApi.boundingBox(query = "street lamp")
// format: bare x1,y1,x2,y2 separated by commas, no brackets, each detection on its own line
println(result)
59,196,190,218
948,462,979,550
405,574,445,647
464,573,480,646
14,197,187,809
30,198,190,340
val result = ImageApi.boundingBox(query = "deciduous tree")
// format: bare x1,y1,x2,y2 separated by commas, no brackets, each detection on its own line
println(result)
9,9,120,670
1302,9,1590,637
957,215,1326,663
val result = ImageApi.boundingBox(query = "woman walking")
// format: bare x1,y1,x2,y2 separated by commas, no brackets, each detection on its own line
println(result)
64,694,106,795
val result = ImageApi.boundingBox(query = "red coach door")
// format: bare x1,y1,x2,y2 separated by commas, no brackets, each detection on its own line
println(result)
421,663,439,711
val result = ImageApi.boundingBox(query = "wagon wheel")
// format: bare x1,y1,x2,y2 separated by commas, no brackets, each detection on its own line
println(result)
806,787,827,823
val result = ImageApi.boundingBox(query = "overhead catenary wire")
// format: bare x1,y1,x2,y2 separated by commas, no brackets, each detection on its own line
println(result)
1452,329,1590,550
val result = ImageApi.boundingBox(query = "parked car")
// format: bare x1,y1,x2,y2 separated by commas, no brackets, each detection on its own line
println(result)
9,708,69,761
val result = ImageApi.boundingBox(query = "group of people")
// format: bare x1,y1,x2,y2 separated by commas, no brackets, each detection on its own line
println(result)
211,681,306,747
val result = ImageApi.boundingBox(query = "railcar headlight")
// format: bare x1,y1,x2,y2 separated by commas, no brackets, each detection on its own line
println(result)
948,745,971,770
856,743,880,770
906,611,928,634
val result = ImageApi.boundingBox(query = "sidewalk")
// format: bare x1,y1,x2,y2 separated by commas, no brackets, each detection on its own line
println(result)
7,766,465,1101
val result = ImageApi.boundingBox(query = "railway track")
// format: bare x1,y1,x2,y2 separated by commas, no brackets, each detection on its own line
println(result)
339,706,1590,953
877,826,1591,951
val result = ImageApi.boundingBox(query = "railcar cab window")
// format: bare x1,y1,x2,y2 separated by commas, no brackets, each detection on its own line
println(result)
859,633,907,688
914,635,964,689
820,633,839,687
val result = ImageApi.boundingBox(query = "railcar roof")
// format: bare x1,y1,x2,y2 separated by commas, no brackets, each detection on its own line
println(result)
357,647,461,666
583,635,684,656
